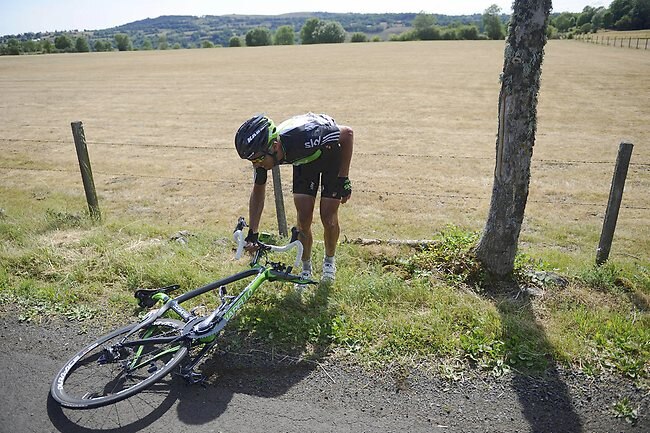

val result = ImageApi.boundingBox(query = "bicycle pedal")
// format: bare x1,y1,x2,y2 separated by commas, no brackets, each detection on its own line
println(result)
179,369,207,386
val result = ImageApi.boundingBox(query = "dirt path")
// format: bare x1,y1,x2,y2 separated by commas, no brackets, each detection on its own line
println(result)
1,316,646,433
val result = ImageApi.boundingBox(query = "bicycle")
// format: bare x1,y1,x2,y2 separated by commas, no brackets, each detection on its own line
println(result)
50,217,315,409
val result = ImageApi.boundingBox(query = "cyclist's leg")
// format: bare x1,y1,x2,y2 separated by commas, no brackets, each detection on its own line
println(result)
294,193,316,262
292,164,319,263
319,156,343,281
319,149,343,258
319,197,340,257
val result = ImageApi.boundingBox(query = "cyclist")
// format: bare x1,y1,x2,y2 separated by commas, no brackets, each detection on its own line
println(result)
234,113,353,283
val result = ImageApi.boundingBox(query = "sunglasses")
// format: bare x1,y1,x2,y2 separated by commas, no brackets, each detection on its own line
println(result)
249,153,268,164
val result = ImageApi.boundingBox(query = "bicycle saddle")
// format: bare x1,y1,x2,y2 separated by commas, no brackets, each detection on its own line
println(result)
134,284,180,308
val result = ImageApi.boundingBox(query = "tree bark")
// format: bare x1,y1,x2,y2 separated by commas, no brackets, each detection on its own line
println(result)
475,0,552,277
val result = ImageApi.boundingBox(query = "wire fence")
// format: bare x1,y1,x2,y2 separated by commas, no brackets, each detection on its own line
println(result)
1,137,648,211
574,34,650,50
3,137,648,167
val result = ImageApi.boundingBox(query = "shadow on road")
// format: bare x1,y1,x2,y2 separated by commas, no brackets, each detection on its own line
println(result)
47,281,334,431
175,280,334,424
491,284,583,433
47,385,179,433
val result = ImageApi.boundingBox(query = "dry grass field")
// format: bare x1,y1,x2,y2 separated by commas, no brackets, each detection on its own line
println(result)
1,41,648,267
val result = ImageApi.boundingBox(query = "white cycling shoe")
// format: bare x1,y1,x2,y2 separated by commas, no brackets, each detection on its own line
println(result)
321,262,336,283
295,269,312,292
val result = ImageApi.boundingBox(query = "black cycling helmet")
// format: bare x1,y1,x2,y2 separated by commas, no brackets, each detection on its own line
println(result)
234,115,278,160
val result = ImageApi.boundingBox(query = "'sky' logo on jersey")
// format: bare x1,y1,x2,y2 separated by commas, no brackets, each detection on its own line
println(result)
304,136,321,148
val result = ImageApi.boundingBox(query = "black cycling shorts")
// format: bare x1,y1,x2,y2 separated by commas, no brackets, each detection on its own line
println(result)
292,149,343,199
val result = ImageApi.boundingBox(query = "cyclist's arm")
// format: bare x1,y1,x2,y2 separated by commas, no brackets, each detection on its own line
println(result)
248,181,266,235
337,126,353,178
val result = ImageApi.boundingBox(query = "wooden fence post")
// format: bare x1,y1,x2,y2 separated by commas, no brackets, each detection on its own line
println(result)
596,142,633,266
271,165,288,237
71,121,101,221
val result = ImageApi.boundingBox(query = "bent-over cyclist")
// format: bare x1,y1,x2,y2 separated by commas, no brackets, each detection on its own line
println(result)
234,113,354,284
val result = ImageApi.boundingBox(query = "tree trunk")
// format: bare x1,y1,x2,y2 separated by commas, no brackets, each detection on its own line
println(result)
475,0,552,277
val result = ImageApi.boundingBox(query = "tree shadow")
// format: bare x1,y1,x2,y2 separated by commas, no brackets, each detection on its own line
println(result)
489,282,584,433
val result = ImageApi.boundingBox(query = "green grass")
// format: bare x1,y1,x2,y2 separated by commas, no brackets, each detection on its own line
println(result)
1,199,648,383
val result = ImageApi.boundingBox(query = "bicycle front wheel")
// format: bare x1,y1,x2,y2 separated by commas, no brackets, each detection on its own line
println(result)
51,319,189,409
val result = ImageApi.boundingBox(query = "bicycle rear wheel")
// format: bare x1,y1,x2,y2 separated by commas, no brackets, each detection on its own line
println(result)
51,319,189,409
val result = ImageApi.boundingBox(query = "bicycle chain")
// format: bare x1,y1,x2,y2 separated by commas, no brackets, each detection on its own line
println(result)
182,316,227,340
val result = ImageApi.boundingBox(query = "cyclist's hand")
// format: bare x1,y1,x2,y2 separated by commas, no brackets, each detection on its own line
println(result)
339,177,352,204
244,230,260,253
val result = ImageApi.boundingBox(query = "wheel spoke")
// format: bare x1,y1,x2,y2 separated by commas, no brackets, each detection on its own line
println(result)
52,320,188,408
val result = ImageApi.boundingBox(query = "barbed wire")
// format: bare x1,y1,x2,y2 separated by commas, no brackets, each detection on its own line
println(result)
2,165,649,211
2,137,648,168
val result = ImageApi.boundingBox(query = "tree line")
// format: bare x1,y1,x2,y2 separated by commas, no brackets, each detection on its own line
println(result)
0,10,506,55
1,2,648,55
549,0,650,36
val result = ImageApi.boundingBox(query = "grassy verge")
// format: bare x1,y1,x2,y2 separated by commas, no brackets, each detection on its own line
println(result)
1,200,648,384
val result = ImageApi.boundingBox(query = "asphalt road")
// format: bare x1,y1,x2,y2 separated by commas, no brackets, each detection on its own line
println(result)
1,316,647,433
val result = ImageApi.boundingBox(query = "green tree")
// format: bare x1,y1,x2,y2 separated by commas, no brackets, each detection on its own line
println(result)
41,39,53,53
300,18,320,44
577,6,597,26
553,12,576,32
75,37,90,53
114,34,132,51
313,21,346,43
412,12,440,40
615,14,634,29
246,27,272,46
54,35,73,51
157,35,168,50
609,0,633,23
633,0,650,29
274,25,295,45
229,36,242,47
350,32,368,42
93,40,112,52
201,40,215,48
458,25,480,40
5,38,21,55
608,0,650,29
483,4,505,40
142,38,153,50
419,26,441,40
22,39,40,53
413,12,436,31
602,10,614,28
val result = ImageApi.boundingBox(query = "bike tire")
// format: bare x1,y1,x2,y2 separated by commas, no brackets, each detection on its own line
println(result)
51,318,189,409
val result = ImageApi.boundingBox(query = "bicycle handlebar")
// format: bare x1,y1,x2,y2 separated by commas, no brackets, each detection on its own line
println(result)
233,218,303,269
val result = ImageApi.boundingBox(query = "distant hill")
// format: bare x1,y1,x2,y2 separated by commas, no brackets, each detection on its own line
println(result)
97,12,488,47
2,12,490,48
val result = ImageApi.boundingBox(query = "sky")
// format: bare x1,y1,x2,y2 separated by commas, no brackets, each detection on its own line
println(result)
1,0,613,36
